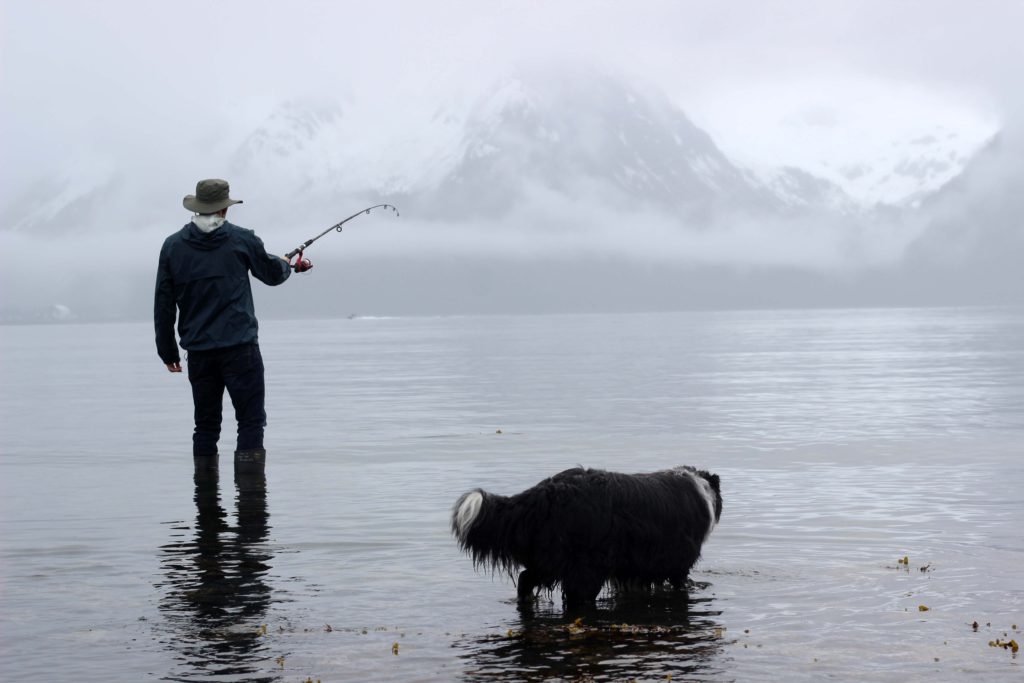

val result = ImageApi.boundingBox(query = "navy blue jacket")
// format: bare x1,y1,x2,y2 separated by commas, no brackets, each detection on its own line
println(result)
154,221,291,364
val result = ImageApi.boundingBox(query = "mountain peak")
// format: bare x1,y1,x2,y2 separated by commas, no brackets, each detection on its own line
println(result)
420,68,774,220
232,97,345,172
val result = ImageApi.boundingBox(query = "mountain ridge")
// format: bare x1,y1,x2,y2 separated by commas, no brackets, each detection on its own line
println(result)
0,69,1000,239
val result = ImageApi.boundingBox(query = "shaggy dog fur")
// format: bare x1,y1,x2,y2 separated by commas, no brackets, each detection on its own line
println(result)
452,466,722,607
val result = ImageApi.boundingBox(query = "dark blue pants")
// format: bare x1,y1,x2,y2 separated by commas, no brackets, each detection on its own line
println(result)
187,343,266,457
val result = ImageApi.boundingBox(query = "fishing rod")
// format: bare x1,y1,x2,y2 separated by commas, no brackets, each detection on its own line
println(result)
286,203,400,261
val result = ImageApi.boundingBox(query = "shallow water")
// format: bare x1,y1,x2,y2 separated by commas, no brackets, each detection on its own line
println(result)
1,307,1022,681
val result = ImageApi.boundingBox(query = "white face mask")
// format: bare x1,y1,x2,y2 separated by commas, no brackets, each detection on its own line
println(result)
192,213,226,233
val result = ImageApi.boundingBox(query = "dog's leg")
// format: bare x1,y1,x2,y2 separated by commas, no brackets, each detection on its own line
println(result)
517,569,537,602
562,575,604,608
669,571,690,590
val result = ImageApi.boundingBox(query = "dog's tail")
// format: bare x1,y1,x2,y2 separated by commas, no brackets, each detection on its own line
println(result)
452,489,486,544
451,488,522,575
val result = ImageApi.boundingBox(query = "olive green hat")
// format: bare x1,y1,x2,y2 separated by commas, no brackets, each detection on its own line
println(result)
183,178,243,214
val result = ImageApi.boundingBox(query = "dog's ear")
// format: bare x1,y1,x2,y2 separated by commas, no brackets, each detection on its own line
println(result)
707,473,720,493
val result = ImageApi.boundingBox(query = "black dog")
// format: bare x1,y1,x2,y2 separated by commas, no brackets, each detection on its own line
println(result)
452,466,722,607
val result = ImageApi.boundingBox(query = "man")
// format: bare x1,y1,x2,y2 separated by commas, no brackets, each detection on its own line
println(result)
155,179,312,475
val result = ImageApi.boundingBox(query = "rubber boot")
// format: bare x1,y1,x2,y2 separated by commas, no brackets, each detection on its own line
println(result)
234,448,266,475
194,453,219,473
234,448,266,492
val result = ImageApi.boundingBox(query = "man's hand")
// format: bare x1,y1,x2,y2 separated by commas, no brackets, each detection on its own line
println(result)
166,362,182,373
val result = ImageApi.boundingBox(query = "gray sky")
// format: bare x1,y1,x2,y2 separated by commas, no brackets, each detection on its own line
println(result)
2,0,1020,195
1,1,1021,316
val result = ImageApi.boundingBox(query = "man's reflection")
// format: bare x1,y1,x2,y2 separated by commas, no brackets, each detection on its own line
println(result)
157,469,277,681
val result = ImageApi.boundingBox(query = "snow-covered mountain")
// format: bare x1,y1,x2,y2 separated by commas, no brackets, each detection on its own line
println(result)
0,68,992,234
689,78,999,209
0,70,1016,321
0,160,121,234
745,127,982,208
415,71,783,221
228,94,465,201
193,68,876,224
213,69,875,225
231,97,347,191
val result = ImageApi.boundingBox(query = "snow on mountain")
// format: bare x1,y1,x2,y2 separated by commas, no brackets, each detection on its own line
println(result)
747,126,983,208
232,98,344,173
0,70,997,235
229,97,356,197
218,69,874,225
0,159,120,234
690,79,999,207
228,94,465,200
417,69,780,221
759,166,861,214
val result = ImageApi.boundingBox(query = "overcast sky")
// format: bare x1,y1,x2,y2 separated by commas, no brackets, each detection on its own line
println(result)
1,0,1022,316
2,0,1020,198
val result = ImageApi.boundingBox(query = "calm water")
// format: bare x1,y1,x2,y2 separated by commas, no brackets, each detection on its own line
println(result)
1,307,1022,681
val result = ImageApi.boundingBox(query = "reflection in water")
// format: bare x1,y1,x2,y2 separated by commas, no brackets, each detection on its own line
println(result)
458,587,726,681
157,470,277,682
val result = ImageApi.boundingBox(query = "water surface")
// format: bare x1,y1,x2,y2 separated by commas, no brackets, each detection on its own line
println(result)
1,307,1022,680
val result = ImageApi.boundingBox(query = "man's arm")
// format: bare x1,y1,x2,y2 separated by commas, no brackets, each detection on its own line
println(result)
247,232,293,286
154,245,181,368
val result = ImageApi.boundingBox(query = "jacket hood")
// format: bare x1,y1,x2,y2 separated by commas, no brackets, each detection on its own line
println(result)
182,221,231,251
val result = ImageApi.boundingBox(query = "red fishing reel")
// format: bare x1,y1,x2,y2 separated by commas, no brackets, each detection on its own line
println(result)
291,249,314,273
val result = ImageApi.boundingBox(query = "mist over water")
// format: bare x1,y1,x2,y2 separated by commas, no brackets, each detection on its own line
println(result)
1,307,1022,681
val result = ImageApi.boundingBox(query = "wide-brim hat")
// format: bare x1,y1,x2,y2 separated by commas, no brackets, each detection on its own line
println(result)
183,178,243,214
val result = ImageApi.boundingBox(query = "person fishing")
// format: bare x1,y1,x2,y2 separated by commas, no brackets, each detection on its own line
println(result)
154,179,313,476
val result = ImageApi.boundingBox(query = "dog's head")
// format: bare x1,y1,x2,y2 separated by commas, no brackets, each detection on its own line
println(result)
701,471,722,523
674,466,722,526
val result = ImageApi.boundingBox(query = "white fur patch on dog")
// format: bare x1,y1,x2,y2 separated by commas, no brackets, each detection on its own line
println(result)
686,471,719,541
454,491,484,541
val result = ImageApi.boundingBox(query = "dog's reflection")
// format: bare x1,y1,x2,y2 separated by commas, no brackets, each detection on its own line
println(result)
157,469,277,682
458,586,726,682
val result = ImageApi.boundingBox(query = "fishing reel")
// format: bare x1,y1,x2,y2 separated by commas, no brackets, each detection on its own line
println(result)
290,250,314,273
